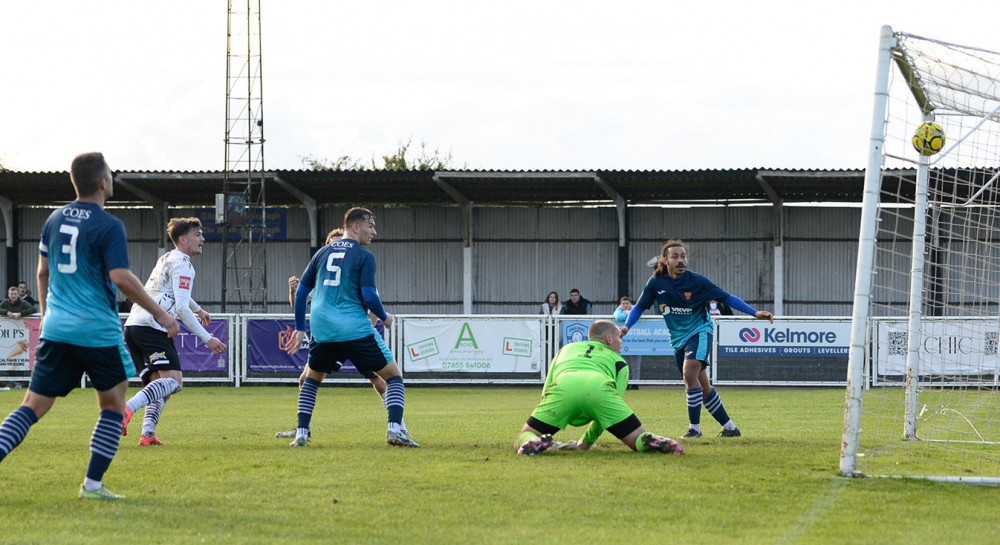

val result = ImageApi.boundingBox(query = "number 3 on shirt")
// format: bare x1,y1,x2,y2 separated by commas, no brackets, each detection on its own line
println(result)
58,224,79,274
323,252,345,286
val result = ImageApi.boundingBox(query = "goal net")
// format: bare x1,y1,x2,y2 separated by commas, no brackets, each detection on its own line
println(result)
841,27,1000,483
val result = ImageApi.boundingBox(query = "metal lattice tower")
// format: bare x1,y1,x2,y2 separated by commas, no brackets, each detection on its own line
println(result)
221,0,267,312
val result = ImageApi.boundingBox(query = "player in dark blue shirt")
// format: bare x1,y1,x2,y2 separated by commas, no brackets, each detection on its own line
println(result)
282,207,418,448
622,239,773,439
276,228,409,440
0,152,179,500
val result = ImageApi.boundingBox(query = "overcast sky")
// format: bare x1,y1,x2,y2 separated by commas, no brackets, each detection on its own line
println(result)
2,1,999,173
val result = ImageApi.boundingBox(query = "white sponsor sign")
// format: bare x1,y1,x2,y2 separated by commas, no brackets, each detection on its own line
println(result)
0,318,34,371
717,319,851,357
875,319,1000,376
403,318,542,373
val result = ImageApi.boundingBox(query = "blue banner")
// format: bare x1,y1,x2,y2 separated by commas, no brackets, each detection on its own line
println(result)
194,208,287,241
121,317,229,372
245,318,360,374
560,319,672,356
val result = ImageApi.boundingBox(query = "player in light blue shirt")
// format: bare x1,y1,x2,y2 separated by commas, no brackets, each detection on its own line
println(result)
0,153,178,500
622,239,773,439
282,207,418,448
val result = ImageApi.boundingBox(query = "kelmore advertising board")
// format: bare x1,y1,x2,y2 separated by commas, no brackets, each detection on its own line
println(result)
717,319,851,358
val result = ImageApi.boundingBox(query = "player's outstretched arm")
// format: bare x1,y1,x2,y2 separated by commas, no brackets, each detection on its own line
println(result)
723,294,774,323
110,267,179,337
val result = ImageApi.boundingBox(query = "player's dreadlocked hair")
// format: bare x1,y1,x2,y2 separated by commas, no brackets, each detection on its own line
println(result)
653,239,687,278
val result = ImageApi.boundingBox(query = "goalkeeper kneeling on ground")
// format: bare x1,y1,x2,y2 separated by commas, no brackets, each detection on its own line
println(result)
516,320,684,456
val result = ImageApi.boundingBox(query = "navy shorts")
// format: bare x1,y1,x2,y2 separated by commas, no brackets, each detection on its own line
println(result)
309,334,393,376
125,325,181,385
348,360,378,380
674,332,712,374
29,339,136,397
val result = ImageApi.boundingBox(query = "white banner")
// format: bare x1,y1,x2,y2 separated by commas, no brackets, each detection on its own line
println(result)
717,319,851,357
0,318,37,371
402,318,542,373
875,319,1000,376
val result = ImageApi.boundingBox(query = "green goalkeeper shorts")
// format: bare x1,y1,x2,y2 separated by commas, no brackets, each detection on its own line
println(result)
529,370,634,431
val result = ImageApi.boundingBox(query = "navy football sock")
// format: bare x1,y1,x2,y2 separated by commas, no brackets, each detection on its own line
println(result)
0,406,38,462
297,377,321,430
384,376,405,429
703,388,732,426
686,388,703,427
86,410,123,483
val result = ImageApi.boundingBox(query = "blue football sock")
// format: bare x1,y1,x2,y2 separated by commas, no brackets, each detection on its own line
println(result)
86,410,123,483
703,388,732,426
384,376,405,429
297,377,321,430
0,406,38,462
686,388,703,426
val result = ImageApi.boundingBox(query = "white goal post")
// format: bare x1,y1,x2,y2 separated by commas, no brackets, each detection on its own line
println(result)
841,26,1000,483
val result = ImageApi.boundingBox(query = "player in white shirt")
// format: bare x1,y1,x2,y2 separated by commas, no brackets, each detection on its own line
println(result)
121,218,226,445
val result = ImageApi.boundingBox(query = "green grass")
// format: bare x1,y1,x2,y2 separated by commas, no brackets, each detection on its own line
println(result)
1,386,998,544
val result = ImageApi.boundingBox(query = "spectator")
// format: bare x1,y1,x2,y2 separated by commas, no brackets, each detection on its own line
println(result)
613,296,632,322
16,281,37,306
707,299,732,318
561,288,592,315
0,286,37,318
540,291,563,316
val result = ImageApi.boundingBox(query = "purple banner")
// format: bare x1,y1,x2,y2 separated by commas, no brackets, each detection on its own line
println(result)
121,317,230,373
245,318,360,374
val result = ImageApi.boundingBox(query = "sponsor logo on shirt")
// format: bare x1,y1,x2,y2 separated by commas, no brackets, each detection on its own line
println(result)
178,276,192,290
659,304,692,316
61,207,91,220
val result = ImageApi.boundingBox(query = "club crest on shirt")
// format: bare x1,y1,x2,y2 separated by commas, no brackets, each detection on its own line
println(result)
683,291,692,300
178,276,192,290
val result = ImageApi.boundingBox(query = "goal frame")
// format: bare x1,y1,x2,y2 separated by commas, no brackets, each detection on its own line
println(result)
840,25,1000,484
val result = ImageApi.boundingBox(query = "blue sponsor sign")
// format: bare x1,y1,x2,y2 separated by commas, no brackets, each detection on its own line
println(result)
560,319,672,356
245,318,363,374
194,207,287,241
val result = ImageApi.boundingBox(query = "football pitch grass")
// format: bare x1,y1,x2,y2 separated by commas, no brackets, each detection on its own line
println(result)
2,386,998,544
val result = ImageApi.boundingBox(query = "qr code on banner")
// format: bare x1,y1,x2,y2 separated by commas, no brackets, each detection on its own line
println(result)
986,331,998,356
887,331,907,356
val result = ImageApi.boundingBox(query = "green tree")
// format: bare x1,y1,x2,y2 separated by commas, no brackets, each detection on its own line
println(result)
302,139,459,171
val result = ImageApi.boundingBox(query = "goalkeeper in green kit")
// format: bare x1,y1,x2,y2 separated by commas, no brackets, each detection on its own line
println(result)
516,320,684,456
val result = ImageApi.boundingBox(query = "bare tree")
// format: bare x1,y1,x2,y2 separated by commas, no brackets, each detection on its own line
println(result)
301,139,459,171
